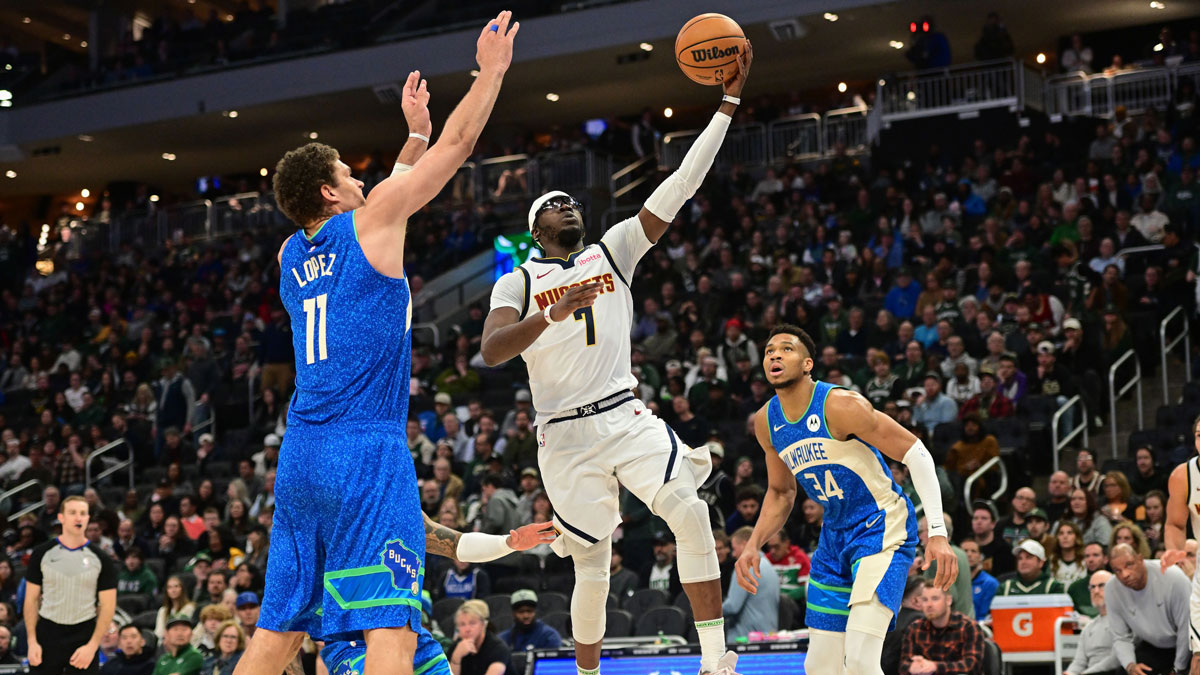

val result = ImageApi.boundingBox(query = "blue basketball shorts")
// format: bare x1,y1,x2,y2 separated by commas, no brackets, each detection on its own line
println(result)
805,508,917,633
259,420,425,641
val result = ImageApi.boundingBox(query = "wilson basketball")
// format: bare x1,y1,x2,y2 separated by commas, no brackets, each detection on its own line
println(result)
675,13,746,85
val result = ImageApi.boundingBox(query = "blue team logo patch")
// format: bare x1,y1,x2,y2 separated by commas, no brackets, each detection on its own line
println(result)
379,538,422,595
807,414,821,432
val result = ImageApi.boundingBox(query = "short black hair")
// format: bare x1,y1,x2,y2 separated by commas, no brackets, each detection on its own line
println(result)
903,576,926,601
118,623,142,635
482,473,506,489
768,323,818,381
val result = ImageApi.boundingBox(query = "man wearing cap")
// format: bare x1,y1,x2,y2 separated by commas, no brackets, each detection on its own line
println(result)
1024,509,1052,547
884,268,922,320
251,434,280,478
153,615,203,675
912,373,959,436
1027,341,1077,404
423,392,454,443
499,390,532,438
959,369,1015,424
497,590,563,652
1105,543,1190,675
717,319,756,377
997,539,1065,595
697,443,735,529
235,593,260,639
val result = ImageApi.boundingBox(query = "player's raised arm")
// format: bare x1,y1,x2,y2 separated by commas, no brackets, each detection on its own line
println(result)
826,389,958,591
358,11,518,231
637,42,752,244
391,70,433,173
423,511,556,562
1161,462,1190,571
734,404,797,594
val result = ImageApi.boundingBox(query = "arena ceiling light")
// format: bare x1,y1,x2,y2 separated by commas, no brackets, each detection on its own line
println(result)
470,69,479,77
0,91,11,101
1154,42,1164,52
889,40,905,50
81,189,90,198
308,132,318,139
260,168,269,177
161,152,176,161
21,17,30,24
545,93,560,102
149,195,160,202
639,42,653,52
75,202,84,211
80,41,88,48
222,110,239,118
78,135,94,142
838,82,847,93
663,107,673,118
823,13,838,21
62,34,70,41
1036,53,1047,64
0,101,11,108
1150,1,1165,8
4,171,15,179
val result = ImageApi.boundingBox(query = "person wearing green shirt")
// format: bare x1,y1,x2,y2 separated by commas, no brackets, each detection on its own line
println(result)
998,539,1066,595
117,549,158,596
1066,541,1110,617
154,615,204,675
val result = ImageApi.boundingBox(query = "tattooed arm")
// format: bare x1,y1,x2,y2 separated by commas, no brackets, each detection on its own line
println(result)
423,512,557,562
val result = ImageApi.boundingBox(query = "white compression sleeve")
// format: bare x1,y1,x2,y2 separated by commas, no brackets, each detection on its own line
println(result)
902,440,947,539
643,111,732,223
455,532,513,563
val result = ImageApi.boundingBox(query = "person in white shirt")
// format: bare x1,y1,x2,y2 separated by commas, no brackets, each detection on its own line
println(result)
1130,194,1168,244
64,372,89,412
0,439,30,483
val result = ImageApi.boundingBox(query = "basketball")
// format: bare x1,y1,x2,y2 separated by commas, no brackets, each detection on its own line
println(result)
675,13,746,85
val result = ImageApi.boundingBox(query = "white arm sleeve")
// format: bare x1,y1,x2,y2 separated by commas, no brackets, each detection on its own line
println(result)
643,111,732,223
456,532,513,563
902,440,947,539
489,270,526,314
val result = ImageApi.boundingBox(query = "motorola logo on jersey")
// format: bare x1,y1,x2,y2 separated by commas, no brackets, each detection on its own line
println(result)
807,414,820,432
532,273,616,311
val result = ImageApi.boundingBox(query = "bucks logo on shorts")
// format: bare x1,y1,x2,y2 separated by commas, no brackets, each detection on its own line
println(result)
381,538,421,595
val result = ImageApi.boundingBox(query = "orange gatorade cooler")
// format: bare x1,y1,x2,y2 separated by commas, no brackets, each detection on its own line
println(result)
988,594,1074,653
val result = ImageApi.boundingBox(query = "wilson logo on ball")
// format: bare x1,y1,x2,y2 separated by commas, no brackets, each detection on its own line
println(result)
690,44,741,63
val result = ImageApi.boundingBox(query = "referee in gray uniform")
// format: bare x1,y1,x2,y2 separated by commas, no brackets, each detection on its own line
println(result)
25,495,118,674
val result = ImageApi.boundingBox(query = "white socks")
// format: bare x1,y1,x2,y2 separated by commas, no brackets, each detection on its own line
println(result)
576,665,600,675
695,617,726,672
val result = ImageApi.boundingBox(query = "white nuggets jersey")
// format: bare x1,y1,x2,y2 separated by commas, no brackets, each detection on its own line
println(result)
490,216,654,414
1187,457,1200,538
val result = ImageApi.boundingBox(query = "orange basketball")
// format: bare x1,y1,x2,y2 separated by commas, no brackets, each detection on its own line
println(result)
675,13,746,86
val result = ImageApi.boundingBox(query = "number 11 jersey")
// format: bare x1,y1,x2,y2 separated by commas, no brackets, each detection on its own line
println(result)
489,216,653,415
279,210,413,427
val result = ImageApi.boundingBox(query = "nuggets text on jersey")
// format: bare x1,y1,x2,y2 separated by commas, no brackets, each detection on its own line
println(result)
533,273,616,311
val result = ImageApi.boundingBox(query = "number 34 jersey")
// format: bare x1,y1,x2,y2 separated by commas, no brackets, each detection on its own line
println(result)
767,381,915,540
489,216,653,415
279,210,413,426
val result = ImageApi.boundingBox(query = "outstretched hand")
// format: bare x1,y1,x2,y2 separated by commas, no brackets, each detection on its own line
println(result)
401,70,432,137
506,521,557,551
476,10,519,75
722,40,753,98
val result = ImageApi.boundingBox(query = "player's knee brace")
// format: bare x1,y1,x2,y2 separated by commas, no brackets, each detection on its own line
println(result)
803,630,846,674
652,482,719,583
566,536,610,645
843,597,890,675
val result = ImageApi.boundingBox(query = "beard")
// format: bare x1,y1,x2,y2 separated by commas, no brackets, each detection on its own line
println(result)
555,223,584,249
769,377,799,390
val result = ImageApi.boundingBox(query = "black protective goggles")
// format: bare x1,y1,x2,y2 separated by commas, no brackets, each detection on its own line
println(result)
535,195,582,217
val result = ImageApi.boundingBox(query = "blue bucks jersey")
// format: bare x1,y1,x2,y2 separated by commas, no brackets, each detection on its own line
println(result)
767,381,913,534
279,211,413,426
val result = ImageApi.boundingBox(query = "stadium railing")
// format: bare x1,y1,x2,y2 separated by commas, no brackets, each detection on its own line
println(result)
1051,395,1087,474
1108,348,1144,458
0,479,42,523
1045,63,1184,120
874,58,1042,125
963,455,1008,509
1160,306,1190,407
84,438,134,492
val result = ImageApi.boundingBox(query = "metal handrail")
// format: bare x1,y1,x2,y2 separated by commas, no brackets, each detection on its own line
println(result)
963,455,1008,504
84,438,133,490
1160,306,1191,405
0,479,43,513
412,322,439,348
9,501,45,523
1108,349,1144,457
611,154,655,183
1052,616,1080,675
1051,395,1088,473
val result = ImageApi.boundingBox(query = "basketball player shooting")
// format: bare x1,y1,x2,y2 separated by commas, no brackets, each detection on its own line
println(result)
478,43,752,675
235,13,519,675
734,325,957,675
1159,414,1200,675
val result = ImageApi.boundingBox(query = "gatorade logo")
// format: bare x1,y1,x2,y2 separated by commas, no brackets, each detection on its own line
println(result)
690,44,741,63
1013,611,1034,637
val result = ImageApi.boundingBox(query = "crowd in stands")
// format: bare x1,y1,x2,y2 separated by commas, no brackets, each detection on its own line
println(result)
4,15,1200,675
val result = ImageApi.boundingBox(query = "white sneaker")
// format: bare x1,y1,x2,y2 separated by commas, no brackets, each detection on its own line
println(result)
701,651,740,675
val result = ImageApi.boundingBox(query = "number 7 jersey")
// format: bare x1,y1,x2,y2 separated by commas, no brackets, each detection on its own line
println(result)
767,381,914,538
278,210,413,426
489,216,653,414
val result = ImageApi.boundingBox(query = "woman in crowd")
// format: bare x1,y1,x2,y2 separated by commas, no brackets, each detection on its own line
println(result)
1099,470,1140,523
449,600,512,675
732,456,755,489
1062,487,1113,546
1049,521,1087,585
202,620,247,675
0,559,19,608
1111,520,1152,559
204,526,245,570
195,479,221,515
1140,489,1167,546
155,575,197,639
155,516,196,574
243,526,269,571
139,502,166,542
192,604,234,655
789,495,824,554
230,562,263,596
226,498,253,542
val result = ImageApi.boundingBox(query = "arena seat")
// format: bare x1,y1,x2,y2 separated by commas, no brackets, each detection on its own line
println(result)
605,609,633,638
622,588,666,616
538,591,570,614
634,605,687,637
541,610,572,638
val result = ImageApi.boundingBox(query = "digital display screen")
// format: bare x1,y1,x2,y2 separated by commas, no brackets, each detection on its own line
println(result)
533,649,805,675
584,118,607,139
493,231,537,280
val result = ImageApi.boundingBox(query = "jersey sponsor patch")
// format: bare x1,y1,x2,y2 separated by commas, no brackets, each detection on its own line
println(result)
807,414,821,432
